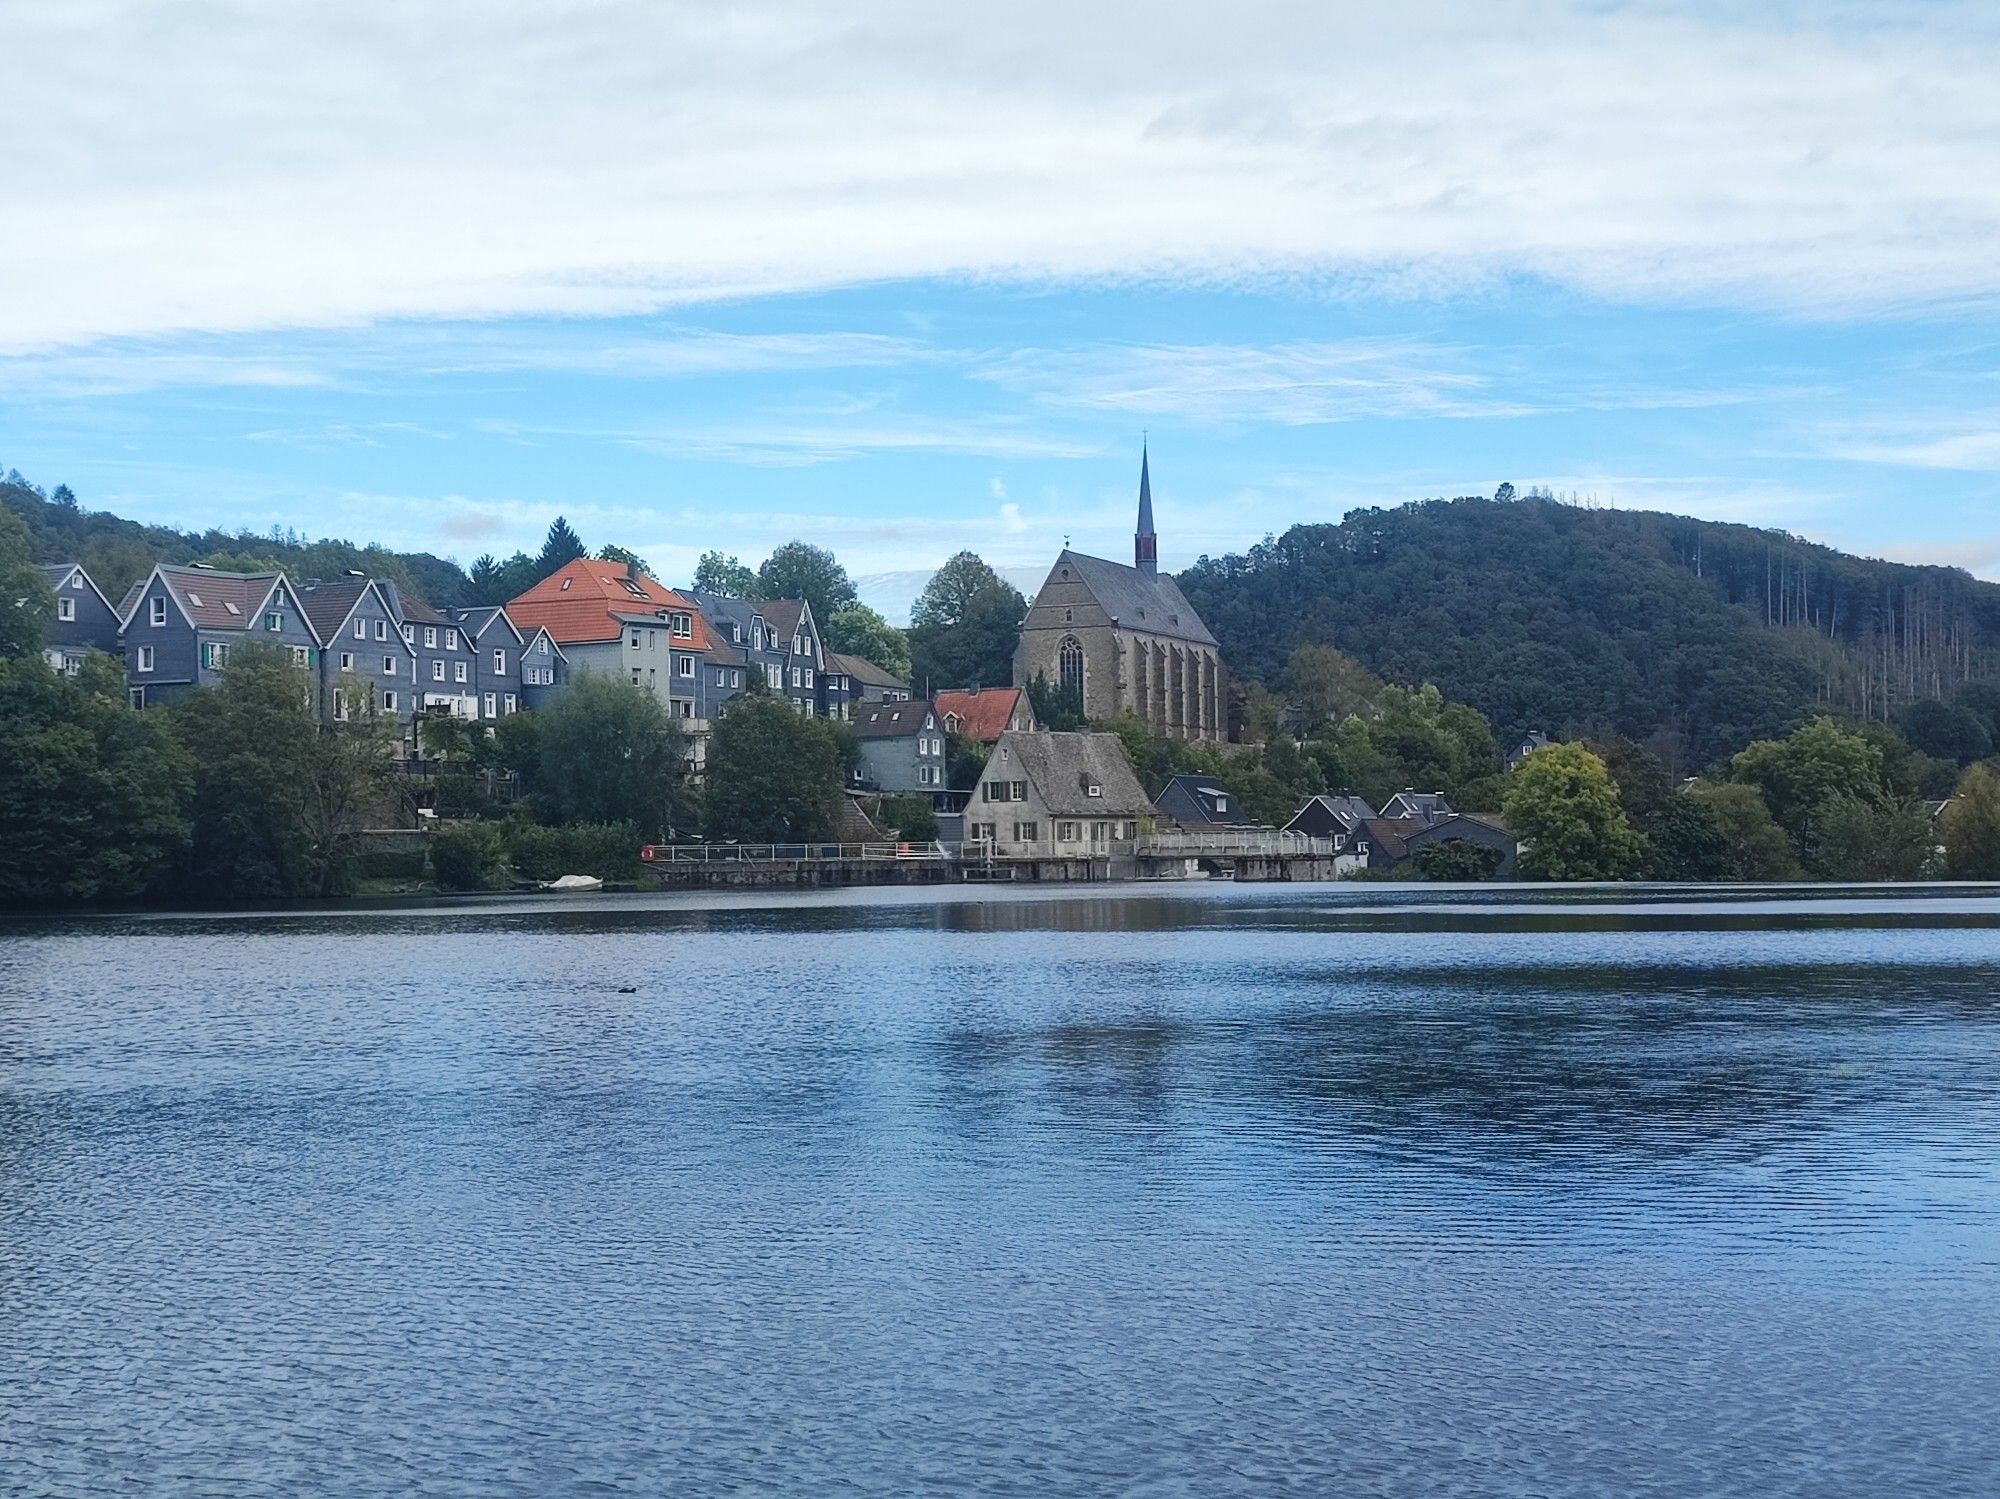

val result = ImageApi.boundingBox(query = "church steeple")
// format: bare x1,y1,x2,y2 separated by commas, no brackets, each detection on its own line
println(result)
1134,441,1158,574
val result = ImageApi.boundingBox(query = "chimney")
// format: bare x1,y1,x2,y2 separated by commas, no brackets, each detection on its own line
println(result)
626,558,641,582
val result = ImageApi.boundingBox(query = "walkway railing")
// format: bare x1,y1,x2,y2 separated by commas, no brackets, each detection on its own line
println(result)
645,841,949,863
1134,831,1345,858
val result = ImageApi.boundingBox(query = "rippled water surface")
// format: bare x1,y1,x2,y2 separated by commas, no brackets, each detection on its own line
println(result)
5,883,2000,1495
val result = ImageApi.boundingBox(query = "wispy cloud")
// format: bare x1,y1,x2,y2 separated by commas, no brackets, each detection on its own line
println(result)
978,338,1527,424
1828,428,2000,471
4,2,2000,350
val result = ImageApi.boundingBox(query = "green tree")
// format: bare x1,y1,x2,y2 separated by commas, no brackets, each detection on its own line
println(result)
1648,791,1735,880
1731,717,1884,845
1941,764,2000,879
875,794,939,842
1026,669,1083,731
0,503,53,657
536,516,588,577
468,552,540,606
597,543,653,577
1282,644,1381,729
1896,699,1993,765
516,673,689,836
825,604,911,680
704,693,847,841
693,551,760,599
174,648,396,900
1685,781,1800,881
757,541,857,623
907,552,1026,691
0,653,191,904
1502,743,1645,880
946,731,990,791
1811,794,1934,881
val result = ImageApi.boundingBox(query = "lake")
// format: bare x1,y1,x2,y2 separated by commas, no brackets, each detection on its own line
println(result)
4,884,2000,1495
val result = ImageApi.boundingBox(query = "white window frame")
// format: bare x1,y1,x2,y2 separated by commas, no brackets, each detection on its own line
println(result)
493,648,506,674
340,652,354,671
483,692,497,718
354,617,366,639
445,629,459,650
383,656,397,676
678,656,694,678
374,619,387,641
150,596,167,626
432,659,445,681
57,595,75,622
136,644,155,672
382,690,397,712
454,661,468,683
503,693,517,714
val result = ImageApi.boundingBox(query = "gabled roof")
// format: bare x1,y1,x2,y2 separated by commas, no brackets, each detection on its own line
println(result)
38,562,117,614
298,579,371,642
136,564,292,635
393,589,450,627
506,559,712,649
1040,549,1217,647
519,624,568,662
760,598,806,640
1155,772,1259,826
851,698,937,741
935,686,1025,743
453,605,523,644
828,651,911,690
1286,793,1377,833
1382,790,1453,824
985,730,1152,817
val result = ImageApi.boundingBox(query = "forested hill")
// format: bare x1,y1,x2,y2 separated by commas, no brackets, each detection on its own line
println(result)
1178,495,2000,766
0,475,473,607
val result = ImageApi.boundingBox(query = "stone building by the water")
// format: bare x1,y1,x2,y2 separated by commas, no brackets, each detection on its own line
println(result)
1012,449,1226,742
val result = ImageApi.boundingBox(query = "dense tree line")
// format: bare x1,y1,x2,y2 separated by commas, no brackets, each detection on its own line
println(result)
1177,493,2000,768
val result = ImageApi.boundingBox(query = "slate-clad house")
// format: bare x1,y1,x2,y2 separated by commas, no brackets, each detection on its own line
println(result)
966,730,1154,858
299,576,417,731
849,698,949,797
1283,793,1378,841
690,589,829,719
393,590,482,721
935,685,1034,744
37,563,121,675
1506,732,1554,770
119,564,322,710
518,626,568,710
825,651,910,716
1380,790,1454,826
1154,772,1264,829
447,604,528,723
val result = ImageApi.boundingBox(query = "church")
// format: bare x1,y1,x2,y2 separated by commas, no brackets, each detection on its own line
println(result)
1013,449,1227,742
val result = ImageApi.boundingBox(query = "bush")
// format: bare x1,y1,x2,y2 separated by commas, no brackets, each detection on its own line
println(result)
354,837,428,881
1410,840,1504,881
429,822,505,891
876,795,939,842
503,821,643,883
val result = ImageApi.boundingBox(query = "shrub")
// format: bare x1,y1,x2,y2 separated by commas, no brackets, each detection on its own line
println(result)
503,821,643,883
876,795,939,842
1410,839,1504,881
429,822,506,891
354,837,428,881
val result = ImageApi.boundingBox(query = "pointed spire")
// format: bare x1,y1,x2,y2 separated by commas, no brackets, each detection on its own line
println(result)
1134,439,1158,574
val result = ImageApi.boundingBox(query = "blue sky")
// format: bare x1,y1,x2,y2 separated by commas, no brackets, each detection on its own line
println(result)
3,2,1998,619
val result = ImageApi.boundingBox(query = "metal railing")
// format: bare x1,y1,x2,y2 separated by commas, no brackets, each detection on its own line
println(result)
1134,831,1346,858
645,841,949,863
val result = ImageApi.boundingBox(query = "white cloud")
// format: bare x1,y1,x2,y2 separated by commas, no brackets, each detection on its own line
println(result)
1829,429,2000,471
5,1,2000,350
978,338,1527,423
999,501,1027,533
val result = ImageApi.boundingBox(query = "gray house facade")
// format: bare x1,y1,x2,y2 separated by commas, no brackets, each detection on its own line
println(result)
850,698,949,797
1155,772,1264,829
301,577,417,733
38,563,122,675
120,564,322,710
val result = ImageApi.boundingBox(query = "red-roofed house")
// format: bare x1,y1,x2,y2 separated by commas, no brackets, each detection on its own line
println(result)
507,558,717,725
935,686,1036,744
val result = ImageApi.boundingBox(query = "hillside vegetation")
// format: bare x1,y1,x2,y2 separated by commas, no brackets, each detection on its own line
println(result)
1178,495,2000,766
1,474,473,607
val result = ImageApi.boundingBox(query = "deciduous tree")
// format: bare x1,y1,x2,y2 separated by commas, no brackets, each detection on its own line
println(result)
512,673,689,836
757,541,857,622
704,692,847,841
825,604,911,680
1502,743,1645,881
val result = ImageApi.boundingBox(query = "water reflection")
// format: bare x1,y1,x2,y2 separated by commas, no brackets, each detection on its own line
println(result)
4,886,2000,1495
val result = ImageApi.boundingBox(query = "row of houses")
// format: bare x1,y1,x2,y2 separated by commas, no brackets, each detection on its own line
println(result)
944,729,1519,875
36,555,930,763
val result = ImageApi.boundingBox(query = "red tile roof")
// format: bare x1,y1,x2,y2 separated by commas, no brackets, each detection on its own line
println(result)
506,560,712,649
935,686,1028,743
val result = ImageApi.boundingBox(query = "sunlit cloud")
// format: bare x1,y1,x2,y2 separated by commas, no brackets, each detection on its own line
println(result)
4,2,2000,352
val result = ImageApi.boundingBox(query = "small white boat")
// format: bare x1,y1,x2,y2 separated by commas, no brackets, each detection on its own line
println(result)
541,874,605,893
